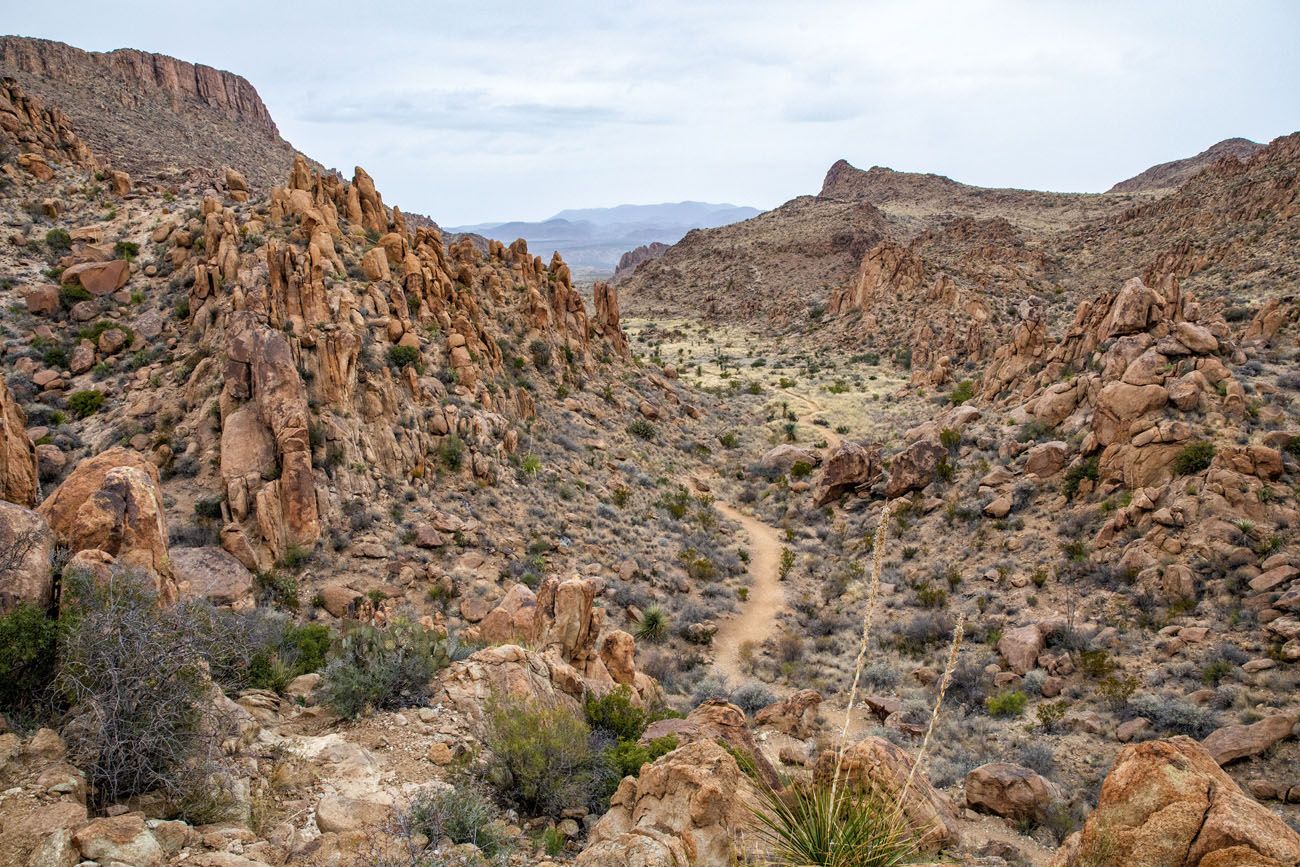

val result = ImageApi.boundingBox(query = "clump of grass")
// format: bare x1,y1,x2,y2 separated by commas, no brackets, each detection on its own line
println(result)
635,605,669,643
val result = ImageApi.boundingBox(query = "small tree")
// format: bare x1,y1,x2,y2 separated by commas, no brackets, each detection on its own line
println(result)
779,547,796,580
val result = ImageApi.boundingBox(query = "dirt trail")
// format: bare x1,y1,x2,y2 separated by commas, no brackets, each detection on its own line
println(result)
711,499,787,680
785,390,842,449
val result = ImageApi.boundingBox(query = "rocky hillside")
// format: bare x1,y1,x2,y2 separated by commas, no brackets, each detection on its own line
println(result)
0,36,295,190
1108,137,1265,193
1,41,1299,867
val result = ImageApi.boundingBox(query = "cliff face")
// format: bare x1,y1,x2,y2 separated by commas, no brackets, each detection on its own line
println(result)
0,36,294,189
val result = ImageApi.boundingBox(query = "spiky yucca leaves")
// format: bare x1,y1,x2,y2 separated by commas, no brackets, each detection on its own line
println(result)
750,780,917,867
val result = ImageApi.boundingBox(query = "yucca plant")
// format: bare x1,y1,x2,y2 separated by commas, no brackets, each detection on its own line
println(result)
750,781,916,867
635,605,669,643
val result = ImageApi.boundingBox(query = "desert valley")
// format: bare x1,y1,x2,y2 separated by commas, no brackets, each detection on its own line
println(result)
0,24,1298,867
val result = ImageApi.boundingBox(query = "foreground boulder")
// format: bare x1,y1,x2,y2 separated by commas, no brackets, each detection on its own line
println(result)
581,740,754,867
642,699,780,789
754,689,822,739
1050,737,1300,867
812,736,961,852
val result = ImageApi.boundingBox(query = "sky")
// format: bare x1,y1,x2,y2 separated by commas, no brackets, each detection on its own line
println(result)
4,1,1298,225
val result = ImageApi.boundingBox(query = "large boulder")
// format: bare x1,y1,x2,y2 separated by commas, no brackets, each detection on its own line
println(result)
36,448,174,603
884,440,947,499
812,736,961,853
642,699,780,790
60,260,130,296
810,441,883,506
997,624,1045,675
964,762,1060,821
757,444,822,476
0,502,54,613
72,813,163,866
1201,713,1297,766
1050,737,1300,867
437,644,585,728
582,740,755,867
0,377,38,507
170,546,255,610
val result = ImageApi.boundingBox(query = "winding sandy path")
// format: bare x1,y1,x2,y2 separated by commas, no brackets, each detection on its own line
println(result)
785,390,842,449
711,499,787,680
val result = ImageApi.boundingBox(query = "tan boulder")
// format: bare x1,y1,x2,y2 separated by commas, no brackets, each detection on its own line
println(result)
1094,382,1168,446
36,448,174,602
997,624,1044,675
1102,277,1165,337
23,284,60,316
170,546,255,609
754,688,822,738
0,501,54,613
533,576,603,667
964,762,1060,821
438,644,584,727
810,441,883,506
360,245,391,281
72,813,163,866
599,629,638,686
642,699,781,790
1024,441,1069,477
1053,737,1300,867
583,740,755,867
758,444,822,475
1175,321,1219,354
813,736,961,852
469,582,537,646
61,260,130,296
1,376,39,506
884,440,947,499
1202,713,1298,766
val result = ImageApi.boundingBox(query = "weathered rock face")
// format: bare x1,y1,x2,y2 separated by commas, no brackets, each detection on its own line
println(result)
811,441,883,506
0,75,97,171
0,501,53,612
642,700,780,790
582,740,755,867
1052,737,1300,867
437,644,585,727
884,439,947,499
0,376,39,507
170,546,255,610
964,762,1059,821
759,444,822,476
812,736,961,853
997,624,1045,676
592,281,630,358
35,448,175,603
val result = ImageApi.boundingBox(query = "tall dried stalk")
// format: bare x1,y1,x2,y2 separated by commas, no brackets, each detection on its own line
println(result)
828,509,889,809
900,612,965,805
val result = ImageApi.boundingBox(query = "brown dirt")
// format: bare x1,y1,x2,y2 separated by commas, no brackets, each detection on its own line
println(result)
710,498,787,681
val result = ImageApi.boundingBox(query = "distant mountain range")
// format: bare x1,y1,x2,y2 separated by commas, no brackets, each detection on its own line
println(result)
448,201,761,280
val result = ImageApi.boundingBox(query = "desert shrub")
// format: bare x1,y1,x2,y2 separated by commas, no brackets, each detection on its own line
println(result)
0,604,60,720
439,433,465,471
482,693,603,815
402,783,511,861
385,345,423,372
528,339,551,370
193,497,224,520
57,570,235,816
939,428,961,450
985,690,1028,718
1061,456,1099,500
732,681,777,715
1096,674,1139,711
67,389,105,418
751,780,917,866
583,686,648,741
628,418,656,440
1173,441,1216,475
1036,700,1069,733
719,431,740,448
45,228,72,253
1019,742,1057,777
604,735,678,779
893,611,953,656
1128,694,1219,738
319,617,448,718
114,240,140,259
635,605,669,643
949,380,975,405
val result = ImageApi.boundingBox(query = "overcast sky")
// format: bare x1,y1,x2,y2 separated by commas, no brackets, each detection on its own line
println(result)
6,1,1298,224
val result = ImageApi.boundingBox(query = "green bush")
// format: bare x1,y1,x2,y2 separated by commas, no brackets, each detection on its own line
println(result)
439,433,464,470
482,693,605,815
604,735,678,778
113,240,140,260
529,339,552,371
628,418,656,440
45,228,72,254
0,604,59,719
939,427,961,450
320,617,448,719
584,685,647,741
1173,441,1216,475
790,460,814,479
949,380,975,405
193,497,224,520
385,345,422,372
1061,456,1099,500
751,780,917,866
67,389,105,418
985,690,1028,718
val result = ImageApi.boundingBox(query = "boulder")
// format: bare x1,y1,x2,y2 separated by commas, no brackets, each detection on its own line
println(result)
642,699,780,790
884,440,947,499
754,689,822,739
1052,737,1300,867
757,444,821,475
60,260,130,296
469,582,537,646
1024,441,1069,477
170,546,255,609
997,624,1044,675
36,448,174,602
1,376,39,506
1201,713,1298,766
438,644,584,728
810,441,883,506
0,502,54,613
964,762,1059,821
582,740,754,867
23,284,60,316
813,736,961,852
72,813,163,866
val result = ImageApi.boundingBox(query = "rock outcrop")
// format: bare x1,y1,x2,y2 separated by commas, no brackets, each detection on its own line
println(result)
811,441,882,506
1051,737,1300,867
0,376,39,507
0,501,53,612
964,762,1060,822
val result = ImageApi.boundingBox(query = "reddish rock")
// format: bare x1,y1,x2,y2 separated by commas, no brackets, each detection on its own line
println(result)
61,260,130,296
